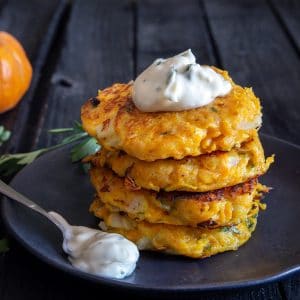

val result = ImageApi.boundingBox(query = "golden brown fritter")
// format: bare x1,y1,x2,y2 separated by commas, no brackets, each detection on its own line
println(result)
91,201,259,258
86,133,273,192
81,68,262,161
89,166,268,228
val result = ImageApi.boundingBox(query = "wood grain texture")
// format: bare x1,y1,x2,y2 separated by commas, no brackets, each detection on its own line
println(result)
271,3,300,299
0,0,67,297
203,0,300,145
270,0,300,53
0,242,284,300
136,1,285,299
203,1,300,298
136,0,217,74
0,241,131,300
280,274,300,300
35,0,134,148
0,0,67,152
0,0,299,299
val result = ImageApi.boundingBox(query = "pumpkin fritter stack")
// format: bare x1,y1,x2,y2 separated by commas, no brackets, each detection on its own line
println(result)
81,68,273,258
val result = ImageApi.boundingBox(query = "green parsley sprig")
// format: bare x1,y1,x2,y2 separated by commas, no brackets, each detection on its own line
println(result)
0,126,11,147
0,238,9,253
0,122,100,253
0,121,100,177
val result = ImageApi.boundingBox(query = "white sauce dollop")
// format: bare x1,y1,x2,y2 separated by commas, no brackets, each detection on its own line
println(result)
133,49,232,112
49,212,139,279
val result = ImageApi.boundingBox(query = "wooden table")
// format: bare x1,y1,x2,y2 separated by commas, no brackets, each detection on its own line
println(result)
0,0,299,299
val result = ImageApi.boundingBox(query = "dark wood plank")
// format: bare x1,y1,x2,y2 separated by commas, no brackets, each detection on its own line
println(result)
1,1,134,298
195,285,283,300
270,0,300,53
203,0,300,145
137,0,217,75
0,0,296,299
0,0,61,61
280,274,300,300
136,1,284,299
0,240,142,300
35,0,134,148
202,1,300,299
0,0,68,152
203,0,300,299
0,0,67,297
0,242,284,300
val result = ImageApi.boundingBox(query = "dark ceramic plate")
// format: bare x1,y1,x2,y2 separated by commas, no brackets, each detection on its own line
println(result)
2,134,300,292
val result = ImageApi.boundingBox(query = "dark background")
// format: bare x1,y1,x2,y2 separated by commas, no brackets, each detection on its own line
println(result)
0,0,299,299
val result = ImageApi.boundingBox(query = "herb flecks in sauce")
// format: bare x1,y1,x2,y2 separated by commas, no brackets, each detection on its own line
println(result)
133,49,232,112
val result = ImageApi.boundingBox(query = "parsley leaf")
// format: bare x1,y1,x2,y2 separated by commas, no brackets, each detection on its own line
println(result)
0,238,9,253
220,226,240,234
71,137,100,162
0,122,100,178
0,126,11,147
0,122,100,253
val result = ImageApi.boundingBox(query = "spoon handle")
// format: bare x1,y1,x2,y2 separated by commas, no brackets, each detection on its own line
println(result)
0,179,64,231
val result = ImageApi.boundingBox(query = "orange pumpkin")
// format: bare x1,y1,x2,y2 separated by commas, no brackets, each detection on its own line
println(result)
0,31,32,113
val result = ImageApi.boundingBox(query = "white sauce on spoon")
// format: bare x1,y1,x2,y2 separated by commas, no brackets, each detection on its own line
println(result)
49,212,139,279
133,49,232,112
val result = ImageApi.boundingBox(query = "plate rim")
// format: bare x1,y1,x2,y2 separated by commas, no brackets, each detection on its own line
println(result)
2,133,300,292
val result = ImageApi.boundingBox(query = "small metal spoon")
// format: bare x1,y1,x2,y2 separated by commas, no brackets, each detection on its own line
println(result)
0,179,140,279
0,179,70,236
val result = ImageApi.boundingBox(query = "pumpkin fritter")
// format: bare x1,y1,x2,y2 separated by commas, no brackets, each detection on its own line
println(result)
86,133,273,192
89,166,268,228
81,68,262,161
90,201,259,258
